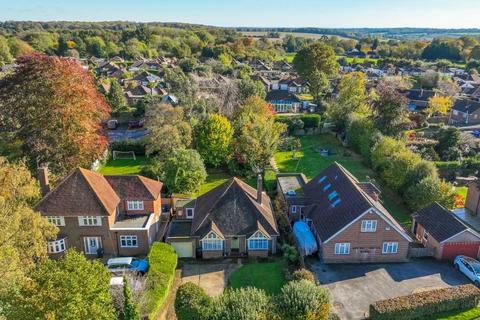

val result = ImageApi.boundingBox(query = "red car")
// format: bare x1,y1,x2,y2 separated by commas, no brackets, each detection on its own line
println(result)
128,119,145,129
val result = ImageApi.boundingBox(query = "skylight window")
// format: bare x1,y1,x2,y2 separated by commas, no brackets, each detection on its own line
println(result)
328,191,338,200
318,176,327,183
331,198,342,207
323,184,331,191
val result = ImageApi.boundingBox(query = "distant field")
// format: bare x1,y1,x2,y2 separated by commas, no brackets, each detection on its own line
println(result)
241,31,351,40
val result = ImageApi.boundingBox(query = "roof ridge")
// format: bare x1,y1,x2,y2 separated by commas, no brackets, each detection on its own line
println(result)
194,178,235,233
79,168,119,215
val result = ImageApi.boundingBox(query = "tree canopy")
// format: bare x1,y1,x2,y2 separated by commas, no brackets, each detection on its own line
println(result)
195,114,233,167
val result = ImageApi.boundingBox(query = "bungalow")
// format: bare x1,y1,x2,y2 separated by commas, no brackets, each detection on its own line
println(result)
132,71,161,87
165,176,279,259
35,167,163,258
412,202,480,260
449,99,480,125
125,85,160,105
272,60,293,71
277,163,412,263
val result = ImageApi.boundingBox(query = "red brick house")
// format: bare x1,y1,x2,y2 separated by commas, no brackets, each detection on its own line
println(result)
448,99,480,125
412,202,480,260
35,167,163,258
278,163,412,263
165,177,279,259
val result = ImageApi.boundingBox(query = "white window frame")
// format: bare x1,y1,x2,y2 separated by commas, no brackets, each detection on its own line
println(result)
48,238,66,253
361,220,377,232
382,242,398,254
202,232,223,251
120,235,138,248
78,216,102,226
291,206,297,214
84,236,102,254
186,208,194,219
423,230,429,241
47,216,65,227
334,243,350,255
248,231,269,250
127,200,144,211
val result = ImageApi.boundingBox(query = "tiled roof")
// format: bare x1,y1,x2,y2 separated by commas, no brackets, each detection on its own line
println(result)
35,168,120,216
105,176,162,200
303,163,409,242
413,202,474,242
191,178,279,238
452,99,480,113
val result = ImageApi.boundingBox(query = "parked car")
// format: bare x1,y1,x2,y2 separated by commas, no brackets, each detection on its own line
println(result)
454,255,480,286
128,119,144,129
107,257,149,275
471,130,480,138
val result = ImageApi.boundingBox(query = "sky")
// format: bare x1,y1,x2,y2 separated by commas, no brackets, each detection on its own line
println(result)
1,0,479,29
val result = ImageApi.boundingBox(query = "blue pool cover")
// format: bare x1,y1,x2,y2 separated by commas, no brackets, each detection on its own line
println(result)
293,221,318,256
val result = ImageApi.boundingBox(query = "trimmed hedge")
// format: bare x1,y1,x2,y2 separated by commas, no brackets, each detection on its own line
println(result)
142,242,178,319
300,114,321,129
175,282,212,320
369,284,480,320
110,139,146,155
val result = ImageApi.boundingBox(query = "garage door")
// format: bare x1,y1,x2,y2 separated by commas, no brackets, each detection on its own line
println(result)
442,242,480,260
171,242,194,258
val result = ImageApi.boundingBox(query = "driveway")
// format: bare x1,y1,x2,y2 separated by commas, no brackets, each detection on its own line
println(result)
180,260,241,296
309,259,470,320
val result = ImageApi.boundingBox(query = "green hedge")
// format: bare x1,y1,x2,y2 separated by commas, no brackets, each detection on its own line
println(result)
142,242,178,319
110,139,146,155
300,114,321,128
369,284,480,320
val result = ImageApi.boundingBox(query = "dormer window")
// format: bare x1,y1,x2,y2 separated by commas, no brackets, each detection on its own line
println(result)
361,220,377,232
248,231,269,250
186,208,194,219
127,201,144,211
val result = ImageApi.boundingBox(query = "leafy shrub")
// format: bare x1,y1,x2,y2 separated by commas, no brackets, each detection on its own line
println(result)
292,269,316,283
175,282,212,320
110,139,146,155
282,244,299,265
275,116,304,134
142,242,178,319
369,284,480,320
276,280,330,320
300,114,321,129
211,287,270,320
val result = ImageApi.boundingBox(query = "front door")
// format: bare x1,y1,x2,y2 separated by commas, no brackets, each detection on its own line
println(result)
231,238,240,252
84,237,101,254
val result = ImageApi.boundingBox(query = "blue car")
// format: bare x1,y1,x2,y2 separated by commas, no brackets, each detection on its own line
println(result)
454,255,480,286
107,257,149,275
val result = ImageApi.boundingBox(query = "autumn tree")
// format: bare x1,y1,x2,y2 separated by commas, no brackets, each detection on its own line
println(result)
107,79,128,113
328,71,369,131
7,250,116,320
427,96,453,116
372,77,410,136
308,69,331,105
293,42,339,78
233,97,287,172
163,149,207,194
145,103,192,161
0,54,110,176
0,158,57,315
195,114,233,167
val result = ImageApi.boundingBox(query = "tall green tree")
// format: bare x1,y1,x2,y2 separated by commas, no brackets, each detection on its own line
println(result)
328,72,369,131
293,42,339,78
237,78,266,101
0,158,57,314
233,97,287,172
8,250,116,320
307,70,330,106
0,35,13,64
372,78,410,137
195,114,233,167
163,149,207,194
107,80,128,113
145,103,192,161
435,127,463,161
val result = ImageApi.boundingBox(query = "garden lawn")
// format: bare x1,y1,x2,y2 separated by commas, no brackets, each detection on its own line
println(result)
98,156,151,175
273,134,412,227
228,261,286,295
431,307,480,320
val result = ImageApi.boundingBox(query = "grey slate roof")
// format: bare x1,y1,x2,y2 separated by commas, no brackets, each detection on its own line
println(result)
191,178,279,238
303,163,409,242
452,99,480,113
413,202,472,242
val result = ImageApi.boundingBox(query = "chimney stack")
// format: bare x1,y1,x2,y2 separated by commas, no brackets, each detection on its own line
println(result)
37,165,50,197
256,173,263,205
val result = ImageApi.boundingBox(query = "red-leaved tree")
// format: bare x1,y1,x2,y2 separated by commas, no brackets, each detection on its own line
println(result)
0,54,110,176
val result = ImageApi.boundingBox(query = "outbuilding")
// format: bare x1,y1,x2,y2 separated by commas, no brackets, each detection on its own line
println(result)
412,202,480,260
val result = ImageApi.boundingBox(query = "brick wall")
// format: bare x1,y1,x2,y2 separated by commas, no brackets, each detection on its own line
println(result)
466,182,480,216
413,222,442,259
322,211,410,263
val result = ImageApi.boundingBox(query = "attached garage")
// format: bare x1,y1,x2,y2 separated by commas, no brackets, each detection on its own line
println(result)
412,202,480,261
170,241,194,258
